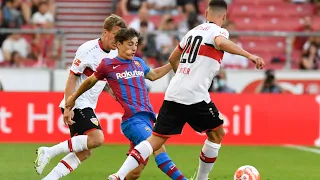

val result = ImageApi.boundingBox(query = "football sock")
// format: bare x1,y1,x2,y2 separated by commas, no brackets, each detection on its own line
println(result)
117,141,153,180
155,152,187,180
46,135,88,158
43,153,81,180
196,139,221,180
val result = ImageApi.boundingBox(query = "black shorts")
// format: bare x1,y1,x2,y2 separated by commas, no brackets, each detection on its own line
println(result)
61,108,102,137
153,100,223,136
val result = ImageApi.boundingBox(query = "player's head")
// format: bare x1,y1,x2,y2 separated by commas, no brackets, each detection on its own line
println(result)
205,0,228,27
101,14,127,50
115,28,140,60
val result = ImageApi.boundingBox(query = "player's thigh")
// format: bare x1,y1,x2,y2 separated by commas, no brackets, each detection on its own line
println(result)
187,101,224,134
121,118,153,145
70,108,102,136
153,100,186,137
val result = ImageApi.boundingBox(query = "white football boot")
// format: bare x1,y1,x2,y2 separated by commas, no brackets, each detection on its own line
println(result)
34,147,51,175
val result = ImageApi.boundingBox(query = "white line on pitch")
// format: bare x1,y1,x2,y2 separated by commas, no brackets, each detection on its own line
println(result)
283,144,320,154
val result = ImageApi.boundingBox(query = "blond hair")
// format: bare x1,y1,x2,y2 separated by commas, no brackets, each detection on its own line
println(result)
103,14,127,31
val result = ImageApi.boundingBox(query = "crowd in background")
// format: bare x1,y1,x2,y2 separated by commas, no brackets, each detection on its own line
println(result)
0,0,319,93
0,0,61,67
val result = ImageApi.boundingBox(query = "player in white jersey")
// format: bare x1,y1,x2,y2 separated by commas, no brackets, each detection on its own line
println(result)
34,14,127,180
108,1,265,180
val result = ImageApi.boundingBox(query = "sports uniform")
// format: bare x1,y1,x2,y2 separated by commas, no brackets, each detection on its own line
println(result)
59,38,117,136
153,22,229,136
94,56,155,149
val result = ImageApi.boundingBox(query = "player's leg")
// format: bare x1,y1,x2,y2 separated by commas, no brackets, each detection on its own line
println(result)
154,145,187,180
43,108,104,157
110,101,186,180
122,113,187,180
187,101,224,180
35,108,104,175
42,150,91,180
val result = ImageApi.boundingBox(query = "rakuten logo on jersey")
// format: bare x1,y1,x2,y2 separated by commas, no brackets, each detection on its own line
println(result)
116,70,144,79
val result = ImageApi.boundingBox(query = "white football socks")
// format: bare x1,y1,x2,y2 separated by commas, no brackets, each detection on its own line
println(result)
117,141,153,179
43,153,81,180
196,139,221,180
46,135,88,158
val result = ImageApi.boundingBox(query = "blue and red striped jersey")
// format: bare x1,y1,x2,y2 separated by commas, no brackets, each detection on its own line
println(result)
94,56,156,121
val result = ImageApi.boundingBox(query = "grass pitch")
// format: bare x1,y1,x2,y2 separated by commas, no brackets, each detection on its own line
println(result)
0,144,319,180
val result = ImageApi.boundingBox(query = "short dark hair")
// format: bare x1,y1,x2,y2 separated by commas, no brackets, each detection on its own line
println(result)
115,28,140,44
103,14,127,31
208,0,228,10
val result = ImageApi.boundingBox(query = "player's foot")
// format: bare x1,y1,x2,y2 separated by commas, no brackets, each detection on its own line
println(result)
34,147,51,175
108,174,120,180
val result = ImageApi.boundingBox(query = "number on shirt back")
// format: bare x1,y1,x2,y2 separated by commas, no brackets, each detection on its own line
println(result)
180,35,203,64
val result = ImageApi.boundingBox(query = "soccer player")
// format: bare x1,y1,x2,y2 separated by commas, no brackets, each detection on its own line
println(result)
34,14,127,180
107,0,265,180
65,28,187,180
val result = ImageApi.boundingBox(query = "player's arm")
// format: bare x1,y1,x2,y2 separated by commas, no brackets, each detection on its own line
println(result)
168,46,183,72
214,36,265,69
64,73,78,106
103,82,116,99
145,63,172,81
65,59,107,110
65,75,98,110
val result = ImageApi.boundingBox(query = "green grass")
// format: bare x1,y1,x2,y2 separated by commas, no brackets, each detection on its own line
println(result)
0,144,319,180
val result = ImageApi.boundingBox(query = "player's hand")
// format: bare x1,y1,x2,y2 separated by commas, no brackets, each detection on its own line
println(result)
248,54,265,69
63,109,75,125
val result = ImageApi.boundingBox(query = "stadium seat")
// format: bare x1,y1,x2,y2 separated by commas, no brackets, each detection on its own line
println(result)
232,0,286,5
230,4,314,17
231,17,303,31
123,14,185,29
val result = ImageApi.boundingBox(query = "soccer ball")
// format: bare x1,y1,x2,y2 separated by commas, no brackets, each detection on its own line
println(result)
234,165,260,180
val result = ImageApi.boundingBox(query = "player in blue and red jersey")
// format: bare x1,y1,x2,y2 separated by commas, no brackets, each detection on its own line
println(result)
65,28,187,180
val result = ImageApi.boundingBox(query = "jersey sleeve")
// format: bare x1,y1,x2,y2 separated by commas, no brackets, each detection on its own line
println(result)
138,58,151,75
214,28,229,40
94,59,107,80
69,46,88,75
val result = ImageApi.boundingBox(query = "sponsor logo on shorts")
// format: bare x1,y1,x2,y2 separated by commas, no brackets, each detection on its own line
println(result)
145,127,151,132
90,118,99,126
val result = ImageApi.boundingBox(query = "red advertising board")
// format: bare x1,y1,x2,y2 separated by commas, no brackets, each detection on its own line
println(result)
0,92,319,146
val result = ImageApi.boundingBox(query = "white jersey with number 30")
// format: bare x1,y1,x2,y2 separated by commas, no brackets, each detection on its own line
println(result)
165,22,229,105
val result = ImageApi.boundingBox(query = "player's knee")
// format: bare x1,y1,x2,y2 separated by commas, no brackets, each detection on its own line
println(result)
153,145,166,156
87,130,105,148
207,127,225,143
147,135,167,152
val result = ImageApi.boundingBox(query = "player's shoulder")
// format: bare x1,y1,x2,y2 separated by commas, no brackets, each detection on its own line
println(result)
101,57,115,65
75,38,99,54
133,56,144,62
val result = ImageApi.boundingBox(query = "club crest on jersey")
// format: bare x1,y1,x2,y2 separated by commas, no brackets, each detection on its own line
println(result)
134,61,141,67
90,118,99,126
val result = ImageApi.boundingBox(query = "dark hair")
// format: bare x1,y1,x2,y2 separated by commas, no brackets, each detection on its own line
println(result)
103,14,127,31
208,0,228,10
115,28,140,44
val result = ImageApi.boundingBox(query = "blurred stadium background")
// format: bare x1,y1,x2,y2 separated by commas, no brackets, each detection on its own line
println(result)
0,0,320,179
